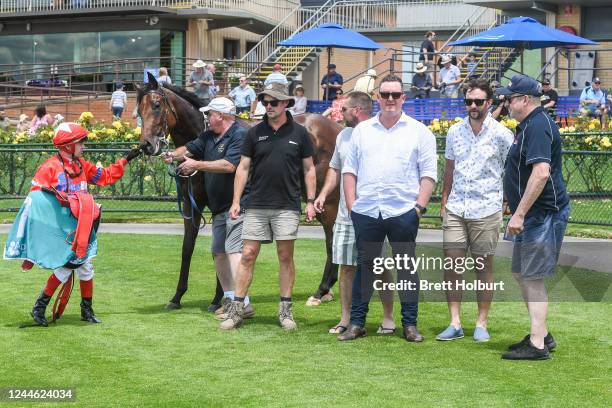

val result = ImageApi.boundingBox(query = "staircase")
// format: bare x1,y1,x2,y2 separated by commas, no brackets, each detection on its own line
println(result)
241,0,337,86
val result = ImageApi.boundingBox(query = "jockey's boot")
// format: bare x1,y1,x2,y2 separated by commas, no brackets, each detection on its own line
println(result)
80,298,101,324
31,292,52,327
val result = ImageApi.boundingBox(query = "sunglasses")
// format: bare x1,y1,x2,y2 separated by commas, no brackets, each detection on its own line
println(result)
464,98,487,107
507,94,525,102
379,92,403,100
261,99,280,107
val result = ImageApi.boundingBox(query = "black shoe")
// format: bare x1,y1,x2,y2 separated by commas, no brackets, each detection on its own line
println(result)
337,324,366,341
402,325,424,343
502,341,550,360
508,333,556,351
31,292,51,327
80,298,101,324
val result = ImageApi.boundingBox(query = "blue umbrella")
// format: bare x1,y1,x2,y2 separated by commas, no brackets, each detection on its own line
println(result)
279,23,382,50
449,17,597,49
279,23,383,99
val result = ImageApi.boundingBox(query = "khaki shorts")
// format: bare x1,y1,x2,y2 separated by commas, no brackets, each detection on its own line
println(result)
242,209,300,241
443,210,502,256
211,211,244,254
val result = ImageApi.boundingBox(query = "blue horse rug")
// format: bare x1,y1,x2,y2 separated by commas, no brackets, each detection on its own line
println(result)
3,190,98,270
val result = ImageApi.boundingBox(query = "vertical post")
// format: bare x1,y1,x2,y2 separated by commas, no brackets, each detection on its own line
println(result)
9,150,15,195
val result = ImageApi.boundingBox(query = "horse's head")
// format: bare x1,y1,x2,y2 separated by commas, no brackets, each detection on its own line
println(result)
137,72,178,156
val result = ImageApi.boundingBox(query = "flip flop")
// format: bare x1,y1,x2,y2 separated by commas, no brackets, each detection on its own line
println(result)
305,296,322,306
377,325,396,335
329,325,347,334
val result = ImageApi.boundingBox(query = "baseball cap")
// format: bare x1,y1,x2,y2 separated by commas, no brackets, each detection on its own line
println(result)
542,79,551,85
328,63,336,69
495,74,542,97
199,97,236,115
593,77,601,84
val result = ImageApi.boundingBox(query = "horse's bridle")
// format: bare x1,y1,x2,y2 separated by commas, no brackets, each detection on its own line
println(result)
142,87,178,153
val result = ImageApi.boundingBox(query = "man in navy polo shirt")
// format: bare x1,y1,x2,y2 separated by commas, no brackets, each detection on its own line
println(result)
162,97,254,318
321,64,344,100
497,75,570,361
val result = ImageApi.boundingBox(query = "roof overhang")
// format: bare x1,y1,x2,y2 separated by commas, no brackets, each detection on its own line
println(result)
0,6,275,35
464,0,612,11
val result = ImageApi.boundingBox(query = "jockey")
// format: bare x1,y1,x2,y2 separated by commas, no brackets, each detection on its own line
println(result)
30,122,142,326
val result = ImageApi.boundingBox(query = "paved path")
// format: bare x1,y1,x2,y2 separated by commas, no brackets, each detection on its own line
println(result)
1,224,609,273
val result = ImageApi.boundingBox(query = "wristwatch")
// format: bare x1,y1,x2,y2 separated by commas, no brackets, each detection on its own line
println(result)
414,204,427,215
307,198,315,204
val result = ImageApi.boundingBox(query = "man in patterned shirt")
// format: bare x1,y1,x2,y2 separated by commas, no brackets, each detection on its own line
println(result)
438,79,513,342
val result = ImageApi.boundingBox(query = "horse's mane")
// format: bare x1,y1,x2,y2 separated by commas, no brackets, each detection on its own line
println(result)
136,82,204,112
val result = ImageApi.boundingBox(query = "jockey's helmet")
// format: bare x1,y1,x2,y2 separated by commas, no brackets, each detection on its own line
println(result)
53,122,88,154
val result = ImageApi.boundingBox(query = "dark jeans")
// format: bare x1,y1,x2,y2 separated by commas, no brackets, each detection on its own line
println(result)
111,107,123,118
349,209,420,328
236,106,250,114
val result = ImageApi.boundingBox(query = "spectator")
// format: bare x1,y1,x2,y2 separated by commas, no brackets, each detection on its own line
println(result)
490,81,509,120
438,79,513,343
0,111,10,130
540,79,558,119
460,52,479,79
157,67,172,86
228,75,257,115
207,64,218,98
221,83,317,331
580,77,609,129
438,55,462,98
187,60,213,106
321,64,344,100
162,97,254,321
30,105,53,136
18,114,29,132
411,62,433,99
110,82,127,119
353,69,377,97
497,74,570,360
313,91,396,335
264,63,288,87
419,31,437,72
338,75,437,343
289,85,307,115
322,89,345,122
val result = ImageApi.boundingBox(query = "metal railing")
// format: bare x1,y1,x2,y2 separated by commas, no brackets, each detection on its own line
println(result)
1,142,609,225
0,0,299,24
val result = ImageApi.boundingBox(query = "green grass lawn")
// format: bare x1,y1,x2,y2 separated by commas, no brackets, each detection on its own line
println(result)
0,234,610,407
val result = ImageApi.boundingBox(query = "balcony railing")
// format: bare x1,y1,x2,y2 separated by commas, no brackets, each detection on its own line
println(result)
301,0,497,31
0,0,300,24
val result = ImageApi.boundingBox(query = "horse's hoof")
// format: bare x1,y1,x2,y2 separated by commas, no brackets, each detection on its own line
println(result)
165,302,182,310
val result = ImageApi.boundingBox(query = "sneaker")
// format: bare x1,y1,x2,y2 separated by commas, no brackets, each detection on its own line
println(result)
436,325,464,341
215,303,255,321
214,297,232,316
502,340,550,360
219,300,244,330
473,327,491,342
508,332,556,351
278,301,297,331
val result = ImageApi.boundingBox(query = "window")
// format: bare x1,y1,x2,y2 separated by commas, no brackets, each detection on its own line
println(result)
223,39,240,60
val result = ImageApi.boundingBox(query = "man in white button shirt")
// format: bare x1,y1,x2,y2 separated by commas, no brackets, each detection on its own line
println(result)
339,75,438,343
438,79,513,343
314,91,396,335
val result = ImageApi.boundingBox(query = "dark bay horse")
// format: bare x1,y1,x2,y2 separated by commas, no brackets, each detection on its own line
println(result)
138,74,342,308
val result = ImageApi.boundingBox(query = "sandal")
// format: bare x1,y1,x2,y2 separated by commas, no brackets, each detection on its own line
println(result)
305,296,322,306
329,325,347,334
376,325,396,335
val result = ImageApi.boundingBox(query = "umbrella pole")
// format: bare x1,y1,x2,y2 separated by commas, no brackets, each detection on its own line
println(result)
325,47,331,100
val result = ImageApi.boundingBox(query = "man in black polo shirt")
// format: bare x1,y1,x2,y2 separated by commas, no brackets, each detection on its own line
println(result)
540,79,558,119
162,97,254,318
220,83,317,331
497,75,570,361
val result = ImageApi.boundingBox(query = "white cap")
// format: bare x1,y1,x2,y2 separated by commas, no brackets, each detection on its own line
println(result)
199,97,236,115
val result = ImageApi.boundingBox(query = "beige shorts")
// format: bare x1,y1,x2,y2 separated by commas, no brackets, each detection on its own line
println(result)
242,209,300,241
443,210,502,256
